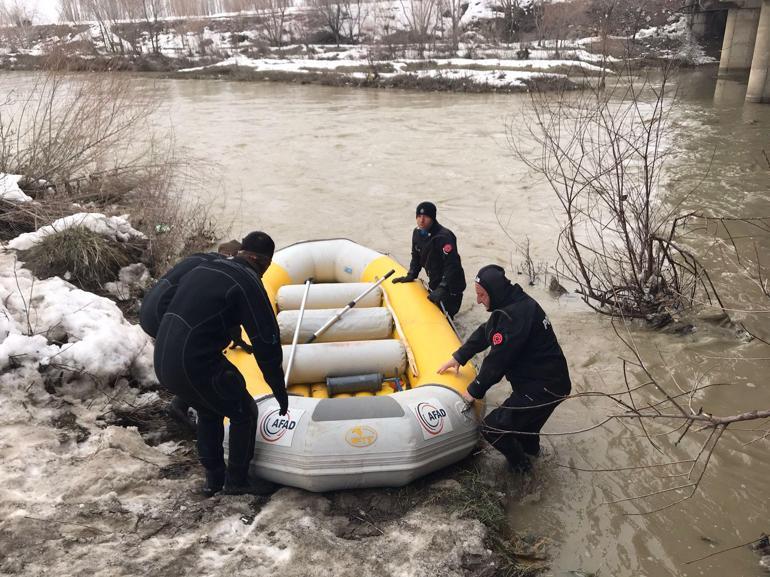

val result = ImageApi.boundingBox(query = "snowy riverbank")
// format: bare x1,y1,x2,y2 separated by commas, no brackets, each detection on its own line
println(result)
0,185,545,575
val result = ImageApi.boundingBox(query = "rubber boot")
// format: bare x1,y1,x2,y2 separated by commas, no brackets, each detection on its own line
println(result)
222,470,278,496
168,396,196,431
505,453,532,474
201,468,226,498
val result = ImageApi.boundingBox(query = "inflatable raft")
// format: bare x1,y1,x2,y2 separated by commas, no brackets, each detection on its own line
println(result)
224,239,479,492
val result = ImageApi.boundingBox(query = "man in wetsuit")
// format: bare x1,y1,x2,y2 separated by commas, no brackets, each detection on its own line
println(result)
153,231,288,496
139,241,253,427
438,265,571,471
392,201,466,318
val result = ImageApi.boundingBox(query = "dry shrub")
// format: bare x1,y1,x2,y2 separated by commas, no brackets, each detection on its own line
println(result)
1,66,223,280
20,226,144,291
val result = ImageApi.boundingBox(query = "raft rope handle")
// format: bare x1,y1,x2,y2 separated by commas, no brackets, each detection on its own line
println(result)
306,269,395,344
285,277,313,386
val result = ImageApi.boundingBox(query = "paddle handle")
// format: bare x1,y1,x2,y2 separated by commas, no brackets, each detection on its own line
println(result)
306,269,395,344
285,278,312,385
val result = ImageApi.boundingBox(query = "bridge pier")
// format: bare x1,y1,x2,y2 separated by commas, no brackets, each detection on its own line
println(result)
718,3,761,75
746,0,770,102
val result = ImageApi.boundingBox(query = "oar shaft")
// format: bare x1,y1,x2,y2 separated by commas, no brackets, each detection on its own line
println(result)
285,278,312,385
306,269,395,343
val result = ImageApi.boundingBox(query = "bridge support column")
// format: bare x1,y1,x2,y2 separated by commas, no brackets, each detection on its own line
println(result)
746,0,770,102
719,5,761,74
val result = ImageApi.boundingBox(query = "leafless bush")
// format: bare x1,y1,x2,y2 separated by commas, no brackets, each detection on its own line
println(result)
0,68,156,185
509,63,723,323
1,67,221,277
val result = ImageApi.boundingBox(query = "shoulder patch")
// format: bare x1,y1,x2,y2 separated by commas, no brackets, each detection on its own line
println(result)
491,332,503,346
442,243,453,254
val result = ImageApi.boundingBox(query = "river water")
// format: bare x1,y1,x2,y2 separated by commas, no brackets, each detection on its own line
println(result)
2,68,768,576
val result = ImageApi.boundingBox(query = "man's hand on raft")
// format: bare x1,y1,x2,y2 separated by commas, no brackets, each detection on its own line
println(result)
437,358,460,375
438,359,476,404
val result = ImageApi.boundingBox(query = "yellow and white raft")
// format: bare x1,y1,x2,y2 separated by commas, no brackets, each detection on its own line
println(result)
224,239,479,492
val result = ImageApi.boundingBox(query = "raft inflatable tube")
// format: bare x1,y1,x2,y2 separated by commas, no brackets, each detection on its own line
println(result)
224,239,479,492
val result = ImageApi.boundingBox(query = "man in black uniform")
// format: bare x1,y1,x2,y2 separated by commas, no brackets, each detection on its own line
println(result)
438,265,571,471
392,201,466,318
153,231,288,496
139,241,253,427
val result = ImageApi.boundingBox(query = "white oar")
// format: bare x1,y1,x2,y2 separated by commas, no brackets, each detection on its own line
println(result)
306,269,395,344
285,278,312,385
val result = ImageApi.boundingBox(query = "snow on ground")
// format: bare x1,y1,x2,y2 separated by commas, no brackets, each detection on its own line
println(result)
0,174,33,204
7,212,146,251
0,214,500,576
0,252,155,381
178,53,582,89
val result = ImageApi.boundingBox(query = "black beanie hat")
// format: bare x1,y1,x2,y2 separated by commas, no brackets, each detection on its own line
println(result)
415,201,437,220
475,265,513,309
241,231,275,258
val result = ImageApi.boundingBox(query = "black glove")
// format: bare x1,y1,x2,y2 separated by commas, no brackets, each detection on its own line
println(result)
229,339,253,354
274,388,289,416
427,287,447,305
392,274,415,284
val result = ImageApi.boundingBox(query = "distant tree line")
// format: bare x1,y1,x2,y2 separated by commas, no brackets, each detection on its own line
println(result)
1,0,683,58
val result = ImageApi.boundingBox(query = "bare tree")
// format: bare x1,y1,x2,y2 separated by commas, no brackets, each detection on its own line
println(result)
541,0,584,58
340,0,367,44
0,0,38,49
140,0,166,54
437,0,464,51
494,0,524,44
530,0,545,47
509,63,725,323
254,0,291,46
400,0,438,57
311,0,344,44
81,0,125,54
60,0,86,22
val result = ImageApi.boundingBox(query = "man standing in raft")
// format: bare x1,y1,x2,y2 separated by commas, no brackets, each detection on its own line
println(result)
392,201,466,319
152,231,288,496
438,265,571,472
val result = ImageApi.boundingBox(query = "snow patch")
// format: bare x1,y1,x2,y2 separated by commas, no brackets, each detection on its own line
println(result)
7,212,146,251
0,173,33,203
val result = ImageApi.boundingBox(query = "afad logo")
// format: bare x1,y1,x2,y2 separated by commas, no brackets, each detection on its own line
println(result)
415,402,447,435
345,425,378,448
259,409,297,443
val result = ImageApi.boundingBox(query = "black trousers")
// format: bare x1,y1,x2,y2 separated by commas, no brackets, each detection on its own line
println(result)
480,381,568,464
157,354,258,481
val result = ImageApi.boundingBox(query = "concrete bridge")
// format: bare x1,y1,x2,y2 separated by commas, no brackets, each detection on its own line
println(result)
705,0,770,102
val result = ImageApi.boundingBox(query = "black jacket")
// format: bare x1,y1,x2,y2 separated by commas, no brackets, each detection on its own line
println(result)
453,282,570,399
407,220,466,295
155,257,286,400
139,252,222,338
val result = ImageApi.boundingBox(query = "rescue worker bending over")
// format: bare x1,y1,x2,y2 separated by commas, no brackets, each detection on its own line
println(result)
392,201,466,318
139,240,253,428
153,231,288,496
438,265,571,471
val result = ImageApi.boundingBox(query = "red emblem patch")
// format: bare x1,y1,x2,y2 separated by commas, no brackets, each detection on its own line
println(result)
492,332,503,345
443,244,453,254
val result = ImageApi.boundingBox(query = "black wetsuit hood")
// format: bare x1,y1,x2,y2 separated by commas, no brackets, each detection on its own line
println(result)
475,265,519,310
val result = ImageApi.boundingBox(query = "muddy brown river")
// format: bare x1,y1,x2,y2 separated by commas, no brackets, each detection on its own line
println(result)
2,68,768,576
